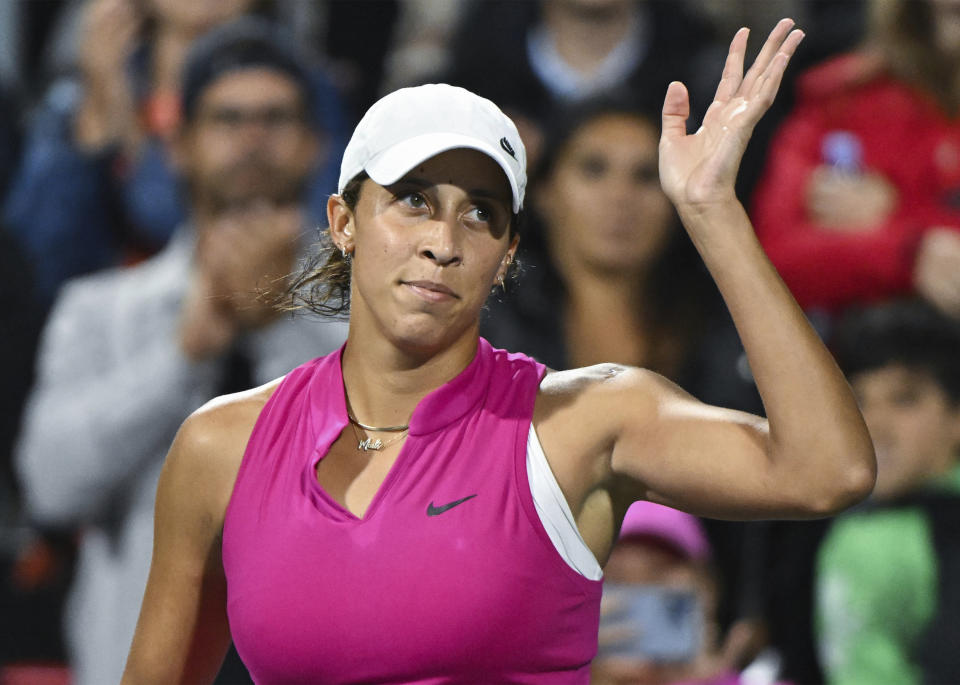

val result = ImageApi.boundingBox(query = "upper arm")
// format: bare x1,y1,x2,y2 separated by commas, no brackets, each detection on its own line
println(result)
604,368,794,519
16,281,111,522
122,403,252,685
538,365,811,521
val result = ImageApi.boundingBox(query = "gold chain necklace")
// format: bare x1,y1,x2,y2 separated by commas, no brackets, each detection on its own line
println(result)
347,415,409,432
349,421,408,452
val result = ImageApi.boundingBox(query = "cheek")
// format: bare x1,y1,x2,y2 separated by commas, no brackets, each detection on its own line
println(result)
540,177,596,244
632,191,674,242
273,134,317,171
467,240,512,293
641,188,674,227
883,406,953,462
355,232,406,270
193,139,235,172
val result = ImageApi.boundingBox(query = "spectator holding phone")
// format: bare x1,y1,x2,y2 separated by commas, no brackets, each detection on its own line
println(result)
751,0,960,319
594,501,786,685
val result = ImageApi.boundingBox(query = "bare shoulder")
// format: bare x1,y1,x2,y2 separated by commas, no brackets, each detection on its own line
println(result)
186,379,284,448
536,363,680,423
532,364,672,502
161,378,285,528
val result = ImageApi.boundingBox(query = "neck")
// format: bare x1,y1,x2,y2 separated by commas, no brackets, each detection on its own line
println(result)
541,1,636,74
551,239,647,311
340,316,480,429
560,266,651,368
564,271,645,334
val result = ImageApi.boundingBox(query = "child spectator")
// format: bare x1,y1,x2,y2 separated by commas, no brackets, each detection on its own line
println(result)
816,299,960,683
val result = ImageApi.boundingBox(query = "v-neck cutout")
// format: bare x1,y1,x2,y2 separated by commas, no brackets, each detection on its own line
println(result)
310,433,410,521
302,339,492,523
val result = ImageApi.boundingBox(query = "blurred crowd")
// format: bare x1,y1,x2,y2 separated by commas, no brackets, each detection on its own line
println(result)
2,1,959,684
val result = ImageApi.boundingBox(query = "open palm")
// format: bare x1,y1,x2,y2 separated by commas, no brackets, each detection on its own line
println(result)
659,19,804,209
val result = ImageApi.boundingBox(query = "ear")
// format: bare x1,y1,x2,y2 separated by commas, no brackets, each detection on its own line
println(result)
506,233,520,262
496,234,521,281
327,193,356,253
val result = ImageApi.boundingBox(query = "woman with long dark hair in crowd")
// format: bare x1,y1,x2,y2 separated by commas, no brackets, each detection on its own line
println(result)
482,95,761,413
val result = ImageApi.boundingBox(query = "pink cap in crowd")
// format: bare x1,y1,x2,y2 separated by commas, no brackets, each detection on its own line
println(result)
618,501,712,562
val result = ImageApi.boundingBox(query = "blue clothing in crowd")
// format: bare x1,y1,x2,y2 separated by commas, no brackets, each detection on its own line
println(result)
4,58,348,306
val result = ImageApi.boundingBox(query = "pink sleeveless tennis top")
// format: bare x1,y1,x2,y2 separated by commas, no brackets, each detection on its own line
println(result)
222,338,602,684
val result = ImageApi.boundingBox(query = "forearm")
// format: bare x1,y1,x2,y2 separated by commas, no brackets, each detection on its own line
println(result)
678,198,875,513
75,83,144,156
3,100,120,299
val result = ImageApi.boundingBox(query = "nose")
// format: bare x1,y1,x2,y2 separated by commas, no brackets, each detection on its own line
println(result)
607,171,642,205
419,217,462,267
236,119,274,148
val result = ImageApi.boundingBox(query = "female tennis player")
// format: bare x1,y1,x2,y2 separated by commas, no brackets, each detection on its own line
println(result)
122,19,875,684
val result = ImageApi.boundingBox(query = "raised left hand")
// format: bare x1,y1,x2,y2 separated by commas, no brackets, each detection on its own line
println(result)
659,19,804,209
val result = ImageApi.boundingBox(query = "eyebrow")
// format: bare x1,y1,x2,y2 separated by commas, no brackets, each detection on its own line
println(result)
395,176,511,206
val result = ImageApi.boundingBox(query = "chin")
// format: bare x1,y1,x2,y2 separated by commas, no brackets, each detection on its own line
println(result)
869,476,919,503
385,318,466,356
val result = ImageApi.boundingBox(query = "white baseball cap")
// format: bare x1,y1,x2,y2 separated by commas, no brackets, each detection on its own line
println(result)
338,83,527,213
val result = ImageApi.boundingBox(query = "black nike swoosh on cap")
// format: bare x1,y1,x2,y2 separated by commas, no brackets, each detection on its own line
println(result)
427,494,478,516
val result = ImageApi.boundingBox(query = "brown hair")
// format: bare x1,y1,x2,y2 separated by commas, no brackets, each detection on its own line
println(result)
275,173,366,318
867,0,960,113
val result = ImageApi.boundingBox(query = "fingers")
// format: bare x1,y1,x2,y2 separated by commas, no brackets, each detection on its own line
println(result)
740,18,797,97
713,27,749,104
702,19,802,132
750,28,804,101
661,80,690,141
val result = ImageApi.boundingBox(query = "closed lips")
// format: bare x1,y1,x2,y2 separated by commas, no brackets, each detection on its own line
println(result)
403,281,458,298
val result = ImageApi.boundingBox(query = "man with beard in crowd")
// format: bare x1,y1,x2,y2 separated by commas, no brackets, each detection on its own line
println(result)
14,19,347,685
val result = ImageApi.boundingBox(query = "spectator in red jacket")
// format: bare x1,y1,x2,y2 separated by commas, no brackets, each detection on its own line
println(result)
752,0,960,319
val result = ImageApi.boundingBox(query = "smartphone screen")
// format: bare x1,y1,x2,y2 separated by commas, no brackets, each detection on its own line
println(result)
598,583,703,662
